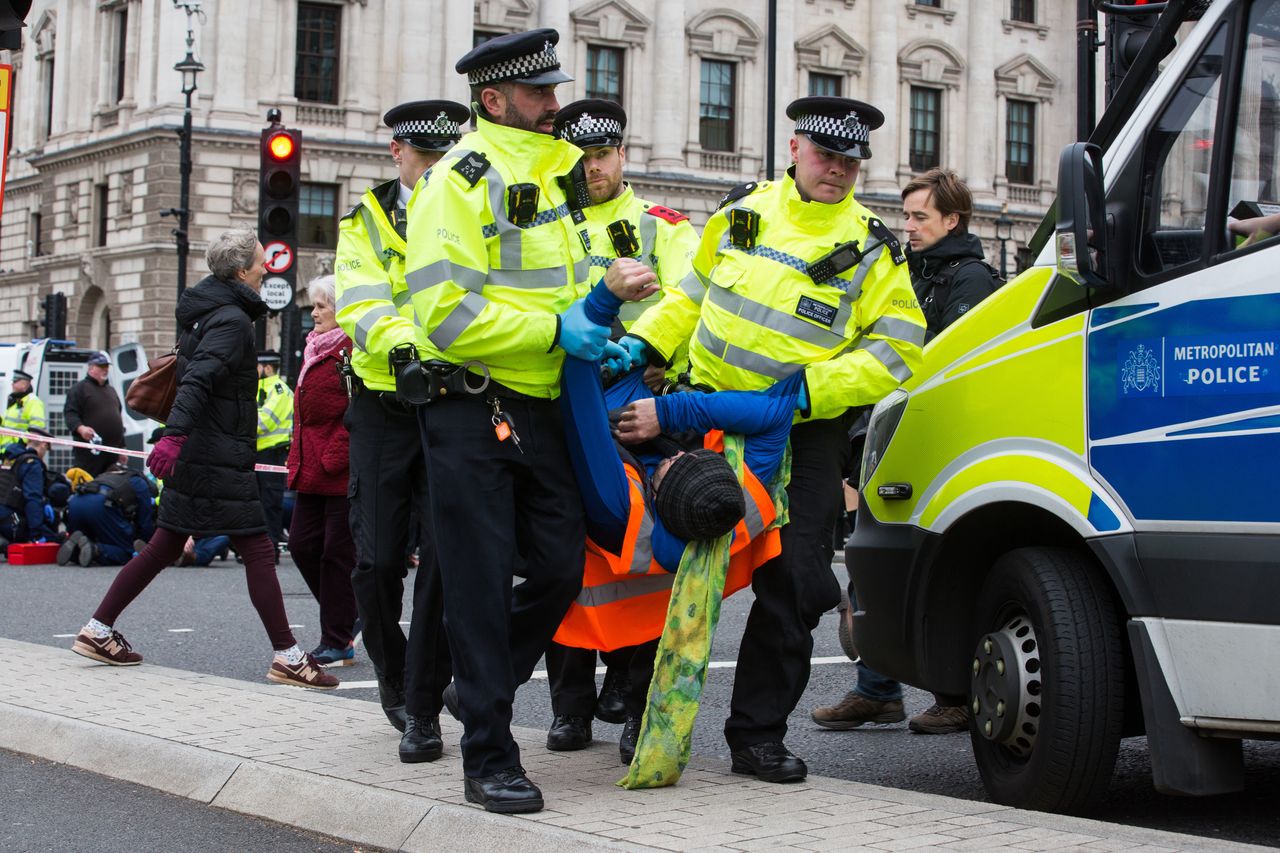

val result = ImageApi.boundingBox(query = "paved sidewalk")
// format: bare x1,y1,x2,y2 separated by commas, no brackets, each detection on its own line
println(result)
0,639,1257,852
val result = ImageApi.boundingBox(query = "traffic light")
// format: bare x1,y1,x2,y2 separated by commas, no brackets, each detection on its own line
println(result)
0,1,32,51
1105,1,1163,105
259,121,302,251
41,292,66,340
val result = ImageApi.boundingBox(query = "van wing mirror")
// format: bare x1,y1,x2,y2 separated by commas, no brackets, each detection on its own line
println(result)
1055,142,1110,289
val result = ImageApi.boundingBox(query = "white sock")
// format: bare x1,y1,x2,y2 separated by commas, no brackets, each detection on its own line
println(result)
85,618,112,638
276,644,305,665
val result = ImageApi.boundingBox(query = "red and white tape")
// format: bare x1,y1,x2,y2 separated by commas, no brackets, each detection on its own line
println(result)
0,427,289,474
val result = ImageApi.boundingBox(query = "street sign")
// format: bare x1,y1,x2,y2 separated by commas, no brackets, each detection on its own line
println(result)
260,275,294,311
263,240,293,274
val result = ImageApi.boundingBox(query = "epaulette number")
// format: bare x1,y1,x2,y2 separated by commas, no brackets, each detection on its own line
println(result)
452,152,490,187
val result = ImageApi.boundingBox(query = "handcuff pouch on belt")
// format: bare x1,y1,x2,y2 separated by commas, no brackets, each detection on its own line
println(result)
607,219,640,257
806,240,863,285
389,342,490,406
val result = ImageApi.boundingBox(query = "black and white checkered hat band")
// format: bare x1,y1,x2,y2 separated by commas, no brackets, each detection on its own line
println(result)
467,43,560,85
560,114,623,142
795,111,870,145
394,113,460,139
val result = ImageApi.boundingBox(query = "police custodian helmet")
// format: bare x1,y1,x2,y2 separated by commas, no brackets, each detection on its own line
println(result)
554,99,627,149
786,96,885,160
383,100,470,152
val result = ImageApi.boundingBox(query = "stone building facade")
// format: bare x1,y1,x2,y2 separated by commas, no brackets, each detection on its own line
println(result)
0,0,1076,355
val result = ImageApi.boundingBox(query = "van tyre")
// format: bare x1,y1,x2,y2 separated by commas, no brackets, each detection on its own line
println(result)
969,547,1124,814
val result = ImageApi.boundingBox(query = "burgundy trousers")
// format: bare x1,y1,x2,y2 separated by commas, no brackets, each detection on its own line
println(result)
288,491,358,650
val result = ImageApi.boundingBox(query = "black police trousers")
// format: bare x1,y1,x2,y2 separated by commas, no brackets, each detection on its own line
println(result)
723,415,850,751
418,392,584,778
254,444,289,547
545,642,633,718
346,389,450,717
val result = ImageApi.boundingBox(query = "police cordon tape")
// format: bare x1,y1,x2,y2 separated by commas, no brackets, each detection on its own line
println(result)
0,427,289,474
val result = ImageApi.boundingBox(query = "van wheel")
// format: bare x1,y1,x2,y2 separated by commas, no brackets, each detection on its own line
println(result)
969,547,1124,814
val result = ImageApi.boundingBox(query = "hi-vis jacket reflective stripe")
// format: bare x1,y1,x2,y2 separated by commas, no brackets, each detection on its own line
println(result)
628,172,926,421
553,430,782,652
0,394,46,451
256,376,293,451
583,185,698,378
335,178,414,392
405,116,591,398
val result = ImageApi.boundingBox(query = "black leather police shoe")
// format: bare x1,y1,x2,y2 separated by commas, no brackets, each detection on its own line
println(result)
464,767,544,814
441,682,460,720
398,714,443,763
729,741,808,783
594,669,628,724
378,675,407,733
546,714,592,751
619,715,641,765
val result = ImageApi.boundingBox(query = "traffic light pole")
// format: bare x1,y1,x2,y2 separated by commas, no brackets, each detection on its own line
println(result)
176,91,193,297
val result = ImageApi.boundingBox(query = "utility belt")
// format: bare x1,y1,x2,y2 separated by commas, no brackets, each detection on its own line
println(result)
385,343,491,407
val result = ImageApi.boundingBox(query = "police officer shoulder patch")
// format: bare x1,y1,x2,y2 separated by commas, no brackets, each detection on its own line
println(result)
644,204,689,225
866,217,907,265
451,151,491,187
717,181,760,210
341,203,362,222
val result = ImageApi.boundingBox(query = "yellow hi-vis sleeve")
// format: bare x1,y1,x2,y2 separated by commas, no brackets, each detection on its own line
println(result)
335,203,417,385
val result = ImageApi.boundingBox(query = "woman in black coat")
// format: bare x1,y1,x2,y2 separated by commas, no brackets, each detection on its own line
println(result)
71,229,337,690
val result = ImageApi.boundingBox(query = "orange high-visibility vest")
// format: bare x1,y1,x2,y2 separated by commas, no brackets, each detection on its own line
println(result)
554,430,782,652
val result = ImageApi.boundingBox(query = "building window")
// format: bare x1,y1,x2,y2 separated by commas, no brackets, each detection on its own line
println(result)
114,8,128,103
473,30,501,48
809,72,842,97
1010,0,1035,24
916,0,941,6
1006,100,1036,184
299,183,338,248
909,86,941,172
585,45,624,103
699,60,736,152
295,3,341,105
41,57,54,141
95,184,108,247
30,212,42,257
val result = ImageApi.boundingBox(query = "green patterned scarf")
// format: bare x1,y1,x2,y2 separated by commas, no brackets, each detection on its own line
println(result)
620,434,790,789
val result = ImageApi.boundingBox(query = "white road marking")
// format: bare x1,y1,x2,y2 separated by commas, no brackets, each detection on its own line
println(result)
168,628,194,633
52,633,77,638
331,655,853,690
288,624,305,628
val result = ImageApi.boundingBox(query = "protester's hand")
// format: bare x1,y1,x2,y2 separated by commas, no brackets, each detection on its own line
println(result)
76,425,96,441
643,365,666,392
601,341,632,377
604,258,659,302
558,300,610,360
146,435,187,479
617,335,650,368
615,399,660,443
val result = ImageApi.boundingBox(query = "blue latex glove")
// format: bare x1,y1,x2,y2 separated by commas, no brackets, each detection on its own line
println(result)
558,300,610,360
601,340,632,377
617,335,649,367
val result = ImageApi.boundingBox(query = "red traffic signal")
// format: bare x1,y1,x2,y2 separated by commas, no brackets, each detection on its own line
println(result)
267,131,296,161
259,126,302,238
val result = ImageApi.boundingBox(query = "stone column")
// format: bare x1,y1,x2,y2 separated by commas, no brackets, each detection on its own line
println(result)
965,0,997,198
648,0,687,170
863,0,899,195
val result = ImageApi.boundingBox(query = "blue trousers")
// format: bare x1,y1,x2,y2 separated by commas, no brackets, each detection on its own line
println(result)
848,581,903,702
66,495,137,565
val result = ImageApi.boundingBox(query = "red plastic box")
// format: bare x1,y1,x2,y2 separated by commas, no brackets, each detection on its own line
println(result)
7,542,61,565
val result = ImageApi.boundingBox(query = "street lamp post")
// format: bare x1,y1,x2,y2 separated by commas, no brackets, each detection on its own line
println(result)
167,2,204,298
994,207,1015,280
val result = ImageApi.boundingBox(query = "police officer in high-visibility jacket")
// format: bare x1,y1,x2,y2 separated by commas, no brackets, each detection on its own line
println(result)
254,351,293,549
1,369,47,453
538,98,701,755
404,28,620,814
334,98,469,760
624,96,927,784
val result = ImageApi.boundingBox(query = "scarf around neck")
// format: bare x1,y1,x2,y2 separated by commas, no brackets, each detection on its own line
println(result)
299,325,350,389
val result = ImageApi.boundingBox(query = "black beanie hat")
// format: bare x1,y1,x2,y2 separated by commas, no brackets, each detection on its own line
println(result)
653,449,746,541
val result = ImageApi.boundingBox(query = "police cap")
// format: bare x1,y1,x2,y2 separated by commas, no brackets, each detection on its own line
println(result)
456,28,573,87
11,369,32,382
786,96,885,160
257,350,281,365
554,99,626,149
383,100,471,152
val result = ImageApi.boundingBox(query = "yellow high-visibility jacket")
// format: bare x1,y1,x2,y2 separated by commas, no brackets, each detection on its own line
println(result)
1,393,47,451
627,170,926,421
335,178,415,392
256,375,293,451
405,115,591,398
582,185,698,378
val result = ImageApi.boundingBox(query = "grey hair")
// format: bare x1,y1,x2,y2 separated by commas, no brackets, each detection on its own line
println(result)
206,228,259,282
307,274,336,307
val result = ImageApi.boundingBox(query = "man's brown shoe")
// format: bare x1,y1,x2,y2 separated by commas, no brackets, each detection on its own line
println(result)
908,703,970,734
71,630,142,666
811,692,905,730
267,653,339,690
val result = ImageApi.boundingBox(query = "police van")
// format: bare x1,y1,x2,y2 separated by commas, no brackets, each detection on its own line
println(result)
849,0,1280,814
0,340,155,472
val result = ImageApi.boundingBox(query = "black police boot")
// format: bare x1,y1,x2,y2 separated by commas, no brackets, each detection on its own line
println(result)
594,668,628,725
398,714,443,763
441,681,460,720
463,766,543,814
729,741,808,783
378,675,408,733
545,714,592,751
619,715,641,766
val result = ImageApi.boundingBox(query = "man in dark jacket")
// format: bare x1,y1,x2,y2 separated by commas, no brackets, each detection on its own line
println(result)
64,352,126,477
901,168,1000,341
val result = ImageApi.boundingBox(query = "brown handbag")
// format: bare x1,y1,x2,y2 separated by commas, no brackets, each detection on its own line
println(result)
125,343,180,421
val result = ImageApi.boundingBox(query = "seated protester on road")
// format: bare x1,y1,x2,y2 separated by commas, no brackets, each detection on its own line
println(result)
554,264,801,757
59,462,158,567
0,429,61,548
902,169,1000,342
